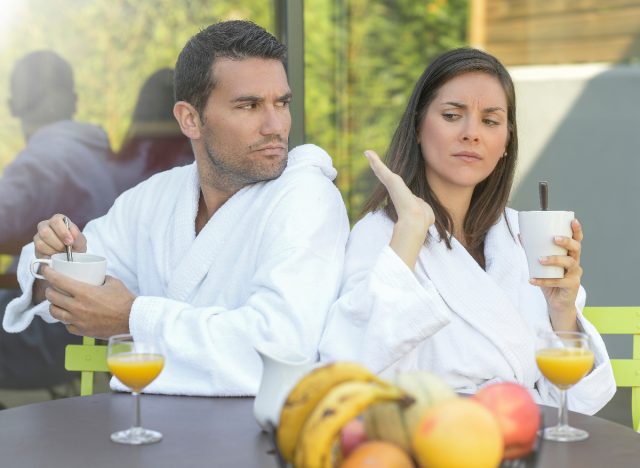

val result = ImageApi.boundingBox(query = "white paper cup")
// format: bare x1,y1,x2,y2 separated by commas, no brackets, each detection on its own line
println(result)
31,253,106,285
518,211,574,279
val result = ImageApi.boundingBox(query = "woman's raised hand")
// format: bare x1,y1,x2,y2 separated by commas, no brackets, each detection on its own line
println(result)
365,150,434,269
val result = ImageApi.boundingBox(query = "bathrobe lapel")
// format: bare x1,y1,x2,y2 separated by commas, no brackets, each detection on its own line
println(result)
418,215,537,387
164,164,256,302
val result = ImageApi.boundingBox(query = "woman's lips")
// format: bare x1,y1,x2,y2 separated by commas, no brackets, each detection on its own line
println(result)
452,151,482,162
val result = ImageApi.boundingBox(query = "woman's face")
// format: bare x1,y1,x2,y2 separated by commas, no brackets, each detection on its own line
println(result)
418,72,509,196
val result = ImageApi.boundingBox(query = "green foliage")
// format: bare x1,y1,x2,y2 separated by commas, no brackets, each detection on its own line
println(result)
0,0,272,167
305,0,468,219
0,0,468,219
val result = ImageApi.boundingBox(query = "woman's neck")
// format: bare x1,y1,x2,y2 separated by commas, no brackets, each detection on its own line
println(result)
433,185,474,245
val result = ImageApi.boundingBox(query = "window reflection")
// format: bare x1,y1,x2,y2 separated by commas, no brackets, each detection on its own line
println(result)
0,0,275,406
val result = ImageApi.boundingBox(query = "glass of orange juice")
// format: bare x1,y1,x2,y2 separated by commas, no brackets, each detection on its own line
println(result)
536,330,594,442
107,333,165,445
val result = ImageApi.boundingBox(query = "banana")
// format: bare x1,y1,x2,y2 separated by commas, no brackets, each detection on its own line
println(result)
277,362,386,462
363,398,412,452
294,380,412,468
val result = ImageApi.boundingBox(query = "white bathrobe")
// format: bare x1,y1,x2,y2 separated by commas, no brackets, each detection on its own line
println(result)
4,144,350,396
319,209,616,414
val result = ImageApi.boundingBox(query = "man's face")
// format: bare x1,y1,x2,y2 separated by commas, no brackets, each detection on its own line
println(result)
195,57,291,192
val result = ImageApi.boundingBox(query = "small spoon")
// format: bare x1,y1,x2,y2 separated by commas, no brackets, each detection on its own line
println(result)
539,181,548,211
63,216,74,262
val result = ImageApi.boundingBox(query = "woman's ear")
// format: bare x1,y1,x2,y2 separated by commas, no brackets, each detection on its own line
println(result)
173,101,201,140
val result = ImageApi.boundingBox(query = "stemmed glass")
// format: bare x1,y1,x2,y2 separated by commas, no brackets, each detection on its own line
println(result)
535,330,594,442
107,333,165,445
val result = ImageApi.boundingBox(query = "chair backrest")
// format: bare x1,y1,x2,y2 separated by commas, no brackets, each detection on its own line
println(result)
64,336,108,396
0,273,18,289
582,306,640,432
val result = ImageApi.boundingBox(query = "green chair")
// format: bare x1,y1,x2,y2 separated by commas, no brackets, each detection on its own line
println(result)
64,336,109,396
583,306,640,432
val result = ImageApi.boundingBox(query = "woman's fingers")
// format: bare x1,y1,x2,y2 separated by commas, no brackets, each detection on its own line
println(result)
364,149,435,229
571,218,583,242
365,150,417,205
365,150,401,189
540,254,582,274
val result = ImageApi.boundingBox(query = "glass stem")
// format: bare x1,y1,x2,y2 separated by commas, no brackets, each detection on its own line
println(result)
133,391,141,429
558,388,568,427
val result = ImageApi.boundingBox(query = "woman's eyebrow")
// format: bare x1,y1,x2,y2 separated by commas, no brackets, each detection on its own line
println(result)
442,101,505,113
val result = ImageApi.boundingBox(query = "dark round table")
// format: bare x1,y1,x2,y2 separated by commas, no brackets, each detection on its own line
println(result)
0,393,637,467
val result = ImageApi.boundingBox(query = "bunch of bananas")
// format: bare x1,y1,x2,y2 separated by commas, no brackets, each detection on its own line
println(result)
276,362,412,468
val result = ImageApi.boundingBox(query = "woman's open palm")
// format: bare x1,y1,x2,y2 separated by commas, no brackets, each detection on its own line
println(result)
365,150,434,269
365,150,434,232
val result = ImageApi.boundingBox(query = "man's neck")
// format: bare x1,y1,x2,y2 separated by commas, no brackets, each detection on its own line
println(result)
195,185,235,235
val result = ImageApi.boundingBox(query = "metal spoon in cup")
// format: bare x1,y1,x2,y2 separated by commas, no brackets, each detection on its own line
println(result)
539,181,548,211
63,216,74,262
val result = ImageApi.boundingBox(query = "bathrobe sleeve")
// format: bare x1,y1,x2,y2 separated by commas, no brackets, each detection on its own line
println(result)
319,213,451,373
124,173,349,396
2,182,144,333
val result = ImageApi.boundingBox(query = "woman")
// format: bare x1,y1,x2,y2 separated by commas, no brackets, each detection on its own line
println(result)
111,68,194,194
319,48,615,414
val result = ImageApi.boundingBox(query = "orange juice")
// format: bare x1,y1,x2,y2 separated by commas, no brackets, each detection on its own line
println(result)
536,348,594,389
107,353,165,392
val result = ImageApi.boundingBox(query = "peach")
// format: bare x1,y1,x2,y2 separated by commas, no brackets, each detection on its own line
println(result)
340,441,414,468
340,418,368,458
474,382,540,460
412,398,503,468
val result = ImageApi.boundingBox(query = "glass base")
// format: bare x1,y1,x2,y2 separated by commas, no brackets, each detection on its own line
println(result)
541,424,589,442
111,426,163,445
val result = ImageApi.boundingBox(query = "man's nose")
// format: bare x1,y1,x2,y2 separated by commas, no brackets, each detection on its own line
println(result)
260,106,289,136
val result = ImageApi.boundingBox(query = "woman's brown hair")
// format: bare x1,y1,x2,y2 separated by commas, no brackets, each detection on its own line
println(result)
362,47,518,260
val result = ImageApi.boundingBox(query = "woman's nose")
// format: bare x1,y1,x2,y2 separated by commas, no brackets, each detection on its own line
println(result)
461,120,480,142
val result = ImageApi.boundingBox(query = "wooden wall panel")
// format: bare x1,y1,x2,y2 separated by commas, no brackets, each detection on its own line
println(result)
475,0,640,65
487,0,637,19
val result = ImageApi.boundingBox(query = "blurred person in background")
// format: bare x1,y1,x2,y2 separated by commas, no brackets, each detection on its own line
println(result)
0,50,117,248
0,50,117,400
111,68,193,194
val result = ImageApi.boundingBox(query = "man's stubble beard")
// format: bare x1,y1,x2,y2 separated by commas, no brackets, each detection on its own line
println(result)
201,135,288,194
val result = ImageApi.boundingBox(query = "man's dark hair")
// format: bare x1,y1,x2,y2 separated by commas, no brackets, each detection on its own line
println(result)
174,20,287,117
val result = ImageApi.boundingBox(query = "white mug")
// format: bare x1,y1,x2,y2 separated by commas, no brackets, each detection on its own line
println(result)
518,210,574,279
31,253,107,286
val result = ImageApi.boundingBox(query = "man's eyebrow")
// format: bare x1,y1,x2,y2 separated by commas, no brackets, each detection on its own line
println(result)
232,95,262,103
231,92,292,103
442,101,505,113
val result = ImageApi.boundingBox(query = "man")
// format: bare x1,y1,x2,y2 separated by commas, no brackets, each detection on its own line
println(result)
0,50,117,249
3,21,349,396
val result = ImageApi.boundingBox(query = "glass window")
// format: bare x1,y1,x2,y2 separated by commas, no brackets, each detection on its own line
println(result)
305,0,469,218
0,0,276,405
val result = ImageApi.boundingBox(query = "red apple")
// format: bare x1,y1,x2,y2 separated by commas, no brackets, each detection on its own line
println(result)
340,418,368,458
474,382,540,460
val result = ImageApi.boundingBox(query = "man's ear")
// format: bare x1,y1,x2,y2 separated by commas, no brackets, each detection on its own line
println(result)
173,101,201,140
